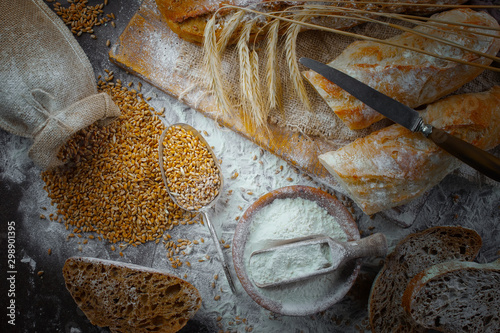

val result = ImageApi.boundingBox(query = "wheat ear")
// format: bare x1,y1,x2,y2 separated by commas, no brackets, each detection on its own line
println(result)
203,15,234,116
265,19,283,113
216,10,245,53
223,4,500,72
251,49,268,130
238,20,267,132
285,13,311,111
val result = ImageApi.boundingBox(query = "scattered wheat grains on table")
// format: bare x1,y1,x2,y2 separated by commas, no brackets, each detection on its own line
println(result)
41,78,201,267
49,0,116,37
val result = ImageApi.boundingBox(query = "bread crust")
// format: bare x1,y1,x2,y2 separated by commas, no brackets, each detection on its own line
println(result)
368,226,482,333
62,257,202,333
156,0,221,23
304,8,500,130
155,0,292,45
318,86,500,216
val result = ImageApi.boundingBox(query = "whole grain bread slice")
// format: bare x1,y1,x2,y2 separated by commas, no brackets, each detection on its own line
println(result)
62,257,202,333
368,226,482,333
402,258,500,333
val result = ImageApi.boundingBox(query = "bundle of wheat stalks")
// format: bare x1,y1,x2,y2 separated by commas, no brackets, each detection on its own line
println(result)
201,1,500,132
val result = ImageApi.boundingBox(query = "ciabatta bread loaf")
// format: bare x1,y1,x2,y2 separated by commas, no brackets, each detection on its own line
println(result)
319,86,500,216
62,257,202,333
303,8,500,130
155,0,468,45
155,0,290,45
368,226,482,333
402,259,500,333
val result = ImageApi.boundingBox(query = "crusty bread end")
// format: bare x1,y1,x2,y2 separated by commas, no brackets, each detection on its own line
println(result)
62,257,202,333
402,259,500,333
368,226,482,333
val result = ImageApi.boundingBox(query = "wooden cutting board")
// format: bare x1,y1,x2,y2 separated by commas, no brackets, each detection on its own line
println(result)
108,0,339,189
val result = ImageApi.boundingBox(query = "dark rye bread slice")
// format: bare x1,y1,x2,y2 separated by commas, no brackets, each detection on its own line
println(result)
368,226,482,333
402,259,500,333
62,257,202,333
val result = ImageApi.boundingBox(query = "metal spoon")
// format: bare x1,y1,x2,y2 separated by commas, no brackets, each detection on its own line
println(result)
158,123,236,293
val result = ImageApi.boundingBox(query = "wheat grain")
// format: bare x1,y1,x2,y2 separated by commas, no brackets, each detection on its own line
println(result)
51,0,113,37
161,125,221,211
42,78,203,269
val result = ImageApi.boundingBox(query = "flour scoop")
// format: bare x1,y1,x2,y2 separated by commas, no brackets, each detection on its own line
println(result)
159,123,236,293
249,232,387,288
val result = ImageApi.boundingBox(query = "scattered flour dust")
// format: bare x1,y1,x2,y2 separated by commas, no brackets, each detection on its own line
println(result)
244,197,350,312
21,254,37,272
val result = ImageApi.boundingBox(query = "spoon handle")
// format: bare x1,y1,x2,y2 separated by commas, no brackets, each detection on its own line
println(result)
202,211,237,293
343,233,388,260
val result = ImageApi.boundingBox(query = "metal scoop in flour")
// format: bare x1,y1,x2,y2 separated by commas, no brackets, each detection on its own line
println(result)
159,123,236,293
249,233,387,288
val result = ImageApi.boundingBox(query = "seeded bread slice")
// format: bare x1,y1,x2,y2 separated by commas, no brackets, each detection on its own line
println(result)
62,257,202,333
402,259,500,333
368,226,482,333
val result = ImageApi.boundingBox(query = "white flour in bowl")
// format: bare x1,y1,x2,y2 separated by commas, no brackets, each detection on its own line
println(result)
243,197,351,311
249,242,332,286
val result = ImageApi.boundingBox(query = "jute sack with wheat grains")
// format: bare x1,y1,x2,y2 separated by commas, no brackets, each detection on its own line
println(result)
0,0,120,170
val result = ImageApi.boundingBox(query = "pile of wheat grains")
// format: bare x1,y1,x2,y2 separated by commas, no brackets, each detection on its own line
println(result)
47,0,116,38
41,76,201,265
161,125,222,211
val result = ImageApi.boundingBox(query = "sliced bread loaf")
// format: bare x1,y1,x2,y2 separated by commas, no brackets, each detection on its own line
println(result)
402,259,500,333
368,226,482,333
62,257,202,333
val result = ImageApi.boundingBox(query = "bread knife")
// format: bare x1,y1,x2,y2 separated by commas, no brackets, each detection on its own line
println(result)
299,57,500,182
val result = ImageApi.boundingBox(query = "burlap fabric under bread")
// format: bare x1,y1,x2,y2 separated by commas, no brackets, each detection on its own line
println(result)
175,12,500,186
0,0,121,170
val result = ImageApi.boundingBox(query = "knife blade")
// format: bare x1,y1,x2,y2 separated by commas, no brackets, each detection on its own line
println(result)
300,57,500,182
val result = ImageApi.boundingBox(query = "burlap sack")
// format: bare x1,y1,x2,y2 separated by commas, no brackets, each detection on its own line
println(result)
0,0,121,170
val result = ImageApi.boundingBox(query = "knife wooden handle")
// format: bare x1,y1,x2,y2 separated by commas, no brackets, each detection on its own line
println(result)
428,127,500,182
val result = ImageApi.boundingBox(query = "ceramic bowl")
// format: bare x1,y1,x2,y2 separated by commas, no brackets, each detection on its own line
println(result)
232,185,361,316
